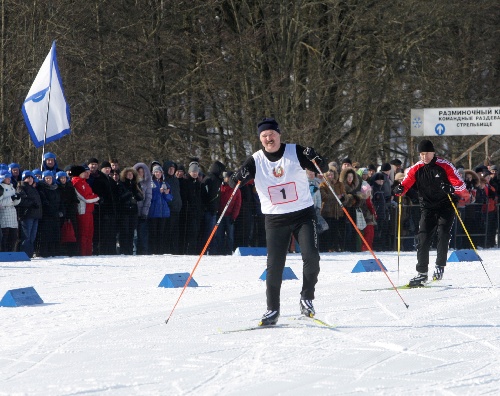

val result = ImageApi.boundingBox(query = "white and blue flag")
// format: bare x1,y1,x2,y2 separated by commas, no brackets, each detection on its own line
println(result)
22,41,70,148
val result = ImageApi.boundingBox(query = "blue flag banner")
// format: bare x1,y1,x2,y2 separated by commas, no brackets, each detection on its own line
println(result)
22,41,70,148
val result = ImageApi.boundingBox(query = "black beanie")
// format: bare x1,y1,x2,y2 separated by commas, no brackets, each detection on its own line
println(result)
70,165,86,177
417,139,435,153
257,117,280,134
87,157,99,165
100,161,111,169
381,163,391,172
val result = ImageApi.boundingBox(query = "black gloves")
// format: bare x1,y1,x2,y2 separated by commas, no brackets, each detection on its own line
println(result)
441,182,455,194
237,167,250,181
303,147,320,162
393,184,404,196
11,193,20,201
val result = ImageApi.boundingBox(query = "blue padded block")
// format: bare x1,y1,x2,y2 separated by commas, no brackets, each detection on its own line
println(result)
0,287,43,307
0,252,30,262
259,266,298,281
448,249,481,262
158,273,198,288
233,247,267,256
351,259,387,273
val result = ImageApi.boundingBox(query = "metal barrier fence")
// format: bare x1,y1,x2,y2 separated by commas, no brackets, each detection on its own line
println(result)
391,203,498,251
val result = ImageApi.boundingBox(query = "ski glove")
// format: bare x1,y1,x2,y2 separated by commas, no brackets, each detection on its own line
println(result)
440,182,455,195
393,184,404,196
11,193,20,201
303,147,320,162
237,167,250,181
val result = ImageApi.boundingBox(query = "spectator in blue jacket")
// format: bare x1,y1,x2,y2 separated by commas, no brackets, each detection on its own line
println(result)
148,165,173,254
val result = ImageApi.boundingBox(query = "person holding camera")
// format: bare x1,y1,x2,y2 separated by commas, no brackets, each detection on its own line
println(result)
148,165,173,254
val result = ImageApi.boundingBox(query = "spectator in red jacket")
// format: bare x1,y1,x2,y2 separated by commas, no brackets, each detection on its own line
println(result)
214,171,241,255
71,165,100,256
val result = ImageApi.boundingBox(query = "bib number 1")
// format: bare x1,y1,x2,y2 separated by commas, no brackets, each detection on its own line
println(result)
268,182,298,205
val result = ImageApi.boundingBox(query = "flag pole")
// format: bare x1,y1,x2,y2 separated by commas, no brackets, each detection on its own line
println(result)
40,41,55,171
40,84,52,171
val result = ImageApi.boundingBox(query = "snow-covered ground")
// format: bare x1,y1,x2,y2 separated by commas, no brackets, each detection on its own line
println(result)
1,248,499,395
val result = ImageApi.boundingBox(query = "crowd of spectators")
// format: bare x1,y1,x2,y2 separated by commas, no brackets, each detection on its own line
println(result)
0,153,497,257
312,157,499,253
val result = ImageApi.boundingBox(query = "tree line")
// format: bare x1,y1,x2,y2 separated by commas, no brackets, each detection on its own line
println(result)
0,0,498,172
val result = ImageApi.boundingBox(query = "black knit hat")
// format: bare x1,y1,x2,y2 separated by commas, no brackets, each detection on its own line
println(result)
342,157,352,165
70,165,86,177
87,157,99,165
417,139,435,153
257,117,280,134
100,161,111,169
368,164,377,171
381,163,392,172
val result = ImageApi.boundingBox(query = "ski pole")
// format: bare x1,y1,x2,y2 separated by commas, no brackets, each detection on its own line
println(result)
165,181,242,324
447,194,494,287
397,195,402,281
312,160,409,309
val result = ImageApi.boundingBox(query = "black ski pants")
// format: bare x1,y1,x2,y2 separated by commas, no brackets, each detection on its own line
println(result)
265,218,320,311
416,206,455,273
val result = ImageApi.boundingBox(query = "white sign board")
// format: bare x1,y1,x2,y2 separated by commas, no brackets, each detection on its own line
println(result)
411,107,500,136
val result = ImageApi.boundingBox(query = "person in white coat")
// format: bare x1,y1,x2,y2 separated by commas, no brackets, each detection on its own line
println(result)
0,171,21,251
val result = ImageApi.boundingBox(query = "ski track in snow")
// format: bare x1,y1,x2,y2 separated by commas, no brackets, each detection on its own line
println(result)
0,251,499,395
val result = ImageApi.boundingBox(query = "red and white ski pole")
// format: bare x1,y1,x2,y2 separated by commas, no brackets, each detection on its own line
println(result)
165,181,242,324
312,160,409,309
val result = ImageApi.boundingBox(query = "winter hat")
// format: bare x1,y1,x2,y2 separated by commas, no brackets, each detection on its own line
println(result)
32,169,42,177
164,160,177,171
83,164,90,171
152,165,163,173
0,163,8,171
381,163,391,172
0,171,12,181
342,157,352,165
56,171,67,181
100,161,111,169
368,164,377,171
223,171,234,179
22,170,35,180
257,117,280,134
356,167,367,177
150,160,161,172
70,165,86,177
8,163,20,171
42,170,54,179
474,165,488,174
328,161,338,170
417,139,435,153
87,157,99,165
373,172,385,181
188,161,200,173
177,164,186,172
43,152,56,160
489,165,498,171
390,159,402,166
